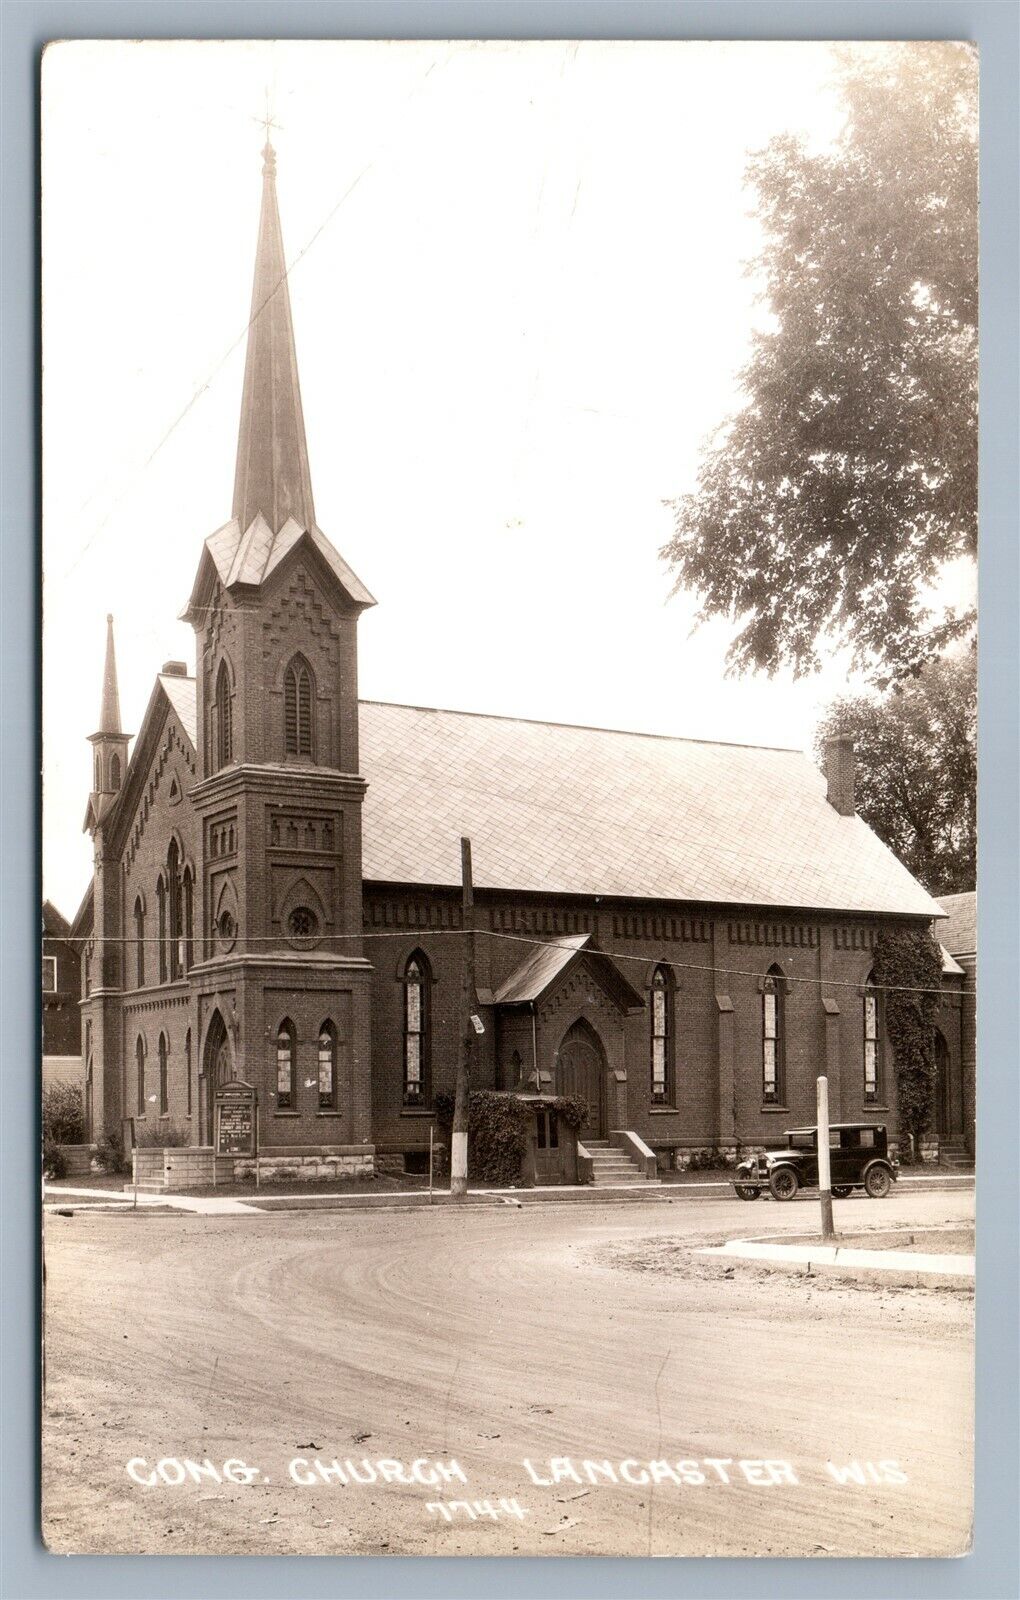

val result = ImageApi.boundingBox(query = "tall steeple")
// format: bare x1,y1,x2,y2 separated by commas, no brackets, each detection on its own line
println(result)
232,140,316,536
97,612,122,735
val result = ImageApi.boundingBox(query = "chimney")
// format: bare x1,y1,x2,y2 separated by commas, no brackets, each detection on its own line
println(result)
161,661,188,677
823,735,855,816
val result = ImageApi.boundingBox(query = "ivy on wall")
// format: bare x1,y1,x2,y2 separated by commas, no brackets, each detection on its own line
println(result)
434,1090,589,1185
872,927,944,1152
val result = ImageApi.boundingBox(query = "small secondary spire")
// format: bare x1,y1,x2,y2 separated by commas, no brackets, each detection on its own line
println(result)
98,613,122,735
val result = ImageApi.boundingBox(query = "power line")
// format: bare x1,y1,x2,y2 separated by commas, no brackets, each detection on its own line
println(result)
73,923,962,998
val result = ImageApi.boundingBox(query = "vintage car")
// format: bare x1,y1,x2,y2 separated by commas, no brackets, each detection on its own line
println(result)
732,1123,898,1201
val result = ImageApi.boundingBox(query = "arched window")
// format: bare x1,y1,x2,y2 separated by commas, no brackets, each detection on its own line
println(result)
403,953,430,1106
215,658,233,769
276,1019,296,1110
134,896,145,987
185,1028,192,1118
864,972,881,1103
167,841,182,980
284,656,314,758
762,966,785,1105
110,752,121,791
136,1036,146,1116
182,867,194,971
650,964,673,1105
318,1021,338,1111
158,1033,169,1116
156,877,167,983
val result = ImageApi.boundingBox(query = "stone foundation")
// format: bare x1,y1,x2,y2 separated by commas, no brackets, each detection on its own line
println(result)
233,1152,375,1183
918,1136,940,1164
664,1144,740,1172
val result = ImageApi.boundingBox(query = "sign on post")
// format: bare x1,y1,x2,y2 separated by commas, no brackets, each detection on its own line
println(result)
214,1079,258,1184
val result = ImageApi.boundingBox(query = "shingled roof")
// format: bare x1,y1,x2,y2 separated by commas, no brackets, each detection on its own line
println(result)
357,701,944,918
126,681,942,918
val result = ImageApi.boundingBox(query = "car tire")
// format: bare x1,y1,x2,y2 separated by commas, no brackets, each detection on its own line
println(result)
769,1167,799,1201
734,1184,761,1201
832,1185,853,1198
864,1164,892,1199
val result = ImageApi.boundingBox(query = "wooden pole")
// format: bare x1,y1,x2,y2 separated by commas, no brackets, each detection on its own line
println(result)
450,837,474,1201
817,1074,836,1241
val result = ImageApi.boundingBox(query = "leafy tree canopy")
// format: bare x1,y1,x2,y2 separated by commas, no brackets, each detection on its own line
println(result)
663,43,977,686
814,646,975,895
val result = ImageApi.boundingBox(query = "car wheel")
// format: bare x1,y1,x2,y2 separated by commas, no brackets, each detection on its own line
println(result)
769,1167,799,1201
734,1184,761,1201
832,1185,853,1199
864,1164,892,1198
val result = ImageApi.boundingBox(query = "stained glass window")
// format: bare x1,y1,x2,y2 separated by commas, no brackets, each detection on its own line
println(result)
215,658,232,769
403,956,429,1105
276,1021,295,1109
763,971,784,1103
318,1023,338,1111
650,966,670,1104
864,981,880,1102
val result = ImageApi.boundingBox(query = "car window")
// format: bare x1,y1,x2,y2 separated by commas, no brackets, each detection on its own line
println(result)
788,1132,815,1149
829,1131,841,1149
858,1128,875,1148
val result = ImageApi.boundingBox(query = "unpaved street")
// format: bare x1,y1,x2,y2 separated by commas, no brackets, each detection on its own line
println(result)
43,1188,973,1556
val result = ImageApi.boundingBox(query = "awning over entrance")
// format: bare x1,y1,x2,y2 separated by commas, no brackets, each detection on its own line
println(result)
493,933,645,1014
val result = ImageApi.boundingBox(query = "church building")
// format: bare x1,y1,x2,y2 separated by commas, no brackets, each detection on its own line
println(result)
72,142,962,1178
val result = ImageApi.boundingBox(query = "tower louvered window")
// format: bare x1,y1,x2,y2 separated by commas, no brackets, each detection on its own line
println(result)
284,657,314,757
215,659,232,769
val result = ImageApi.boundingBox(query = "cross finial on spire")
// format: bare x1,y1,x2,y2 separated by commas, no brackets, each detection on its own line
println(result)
256,90,281,173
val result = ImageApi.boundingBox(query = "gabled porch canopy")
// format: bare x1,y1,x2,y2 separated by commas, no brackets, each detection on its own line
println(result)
493,933,645,1015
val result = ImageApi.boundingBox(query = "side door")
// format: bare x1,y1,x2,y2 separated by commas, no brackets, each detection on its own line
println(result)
534,1110,561,1184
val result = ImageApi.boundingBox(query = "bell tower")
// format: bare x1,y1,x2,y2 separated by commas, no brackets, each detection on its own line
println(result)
82,613,130,1135
85,614,130,816
182,140,376,1158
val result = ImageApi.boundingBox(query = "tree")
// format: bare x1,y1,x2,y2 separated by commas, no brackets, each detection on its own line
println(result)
872,928,944,1155
814,647,975,895
662,44,977,685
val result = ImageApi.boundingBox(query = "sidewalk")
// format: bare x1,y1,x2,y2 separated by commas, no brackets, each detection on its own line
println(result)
45,1168,974,1217
699,1237,974,1284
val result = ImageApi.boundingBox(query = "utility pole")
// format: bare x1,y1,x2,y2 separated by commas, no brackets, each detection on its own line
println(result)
450,837,475,1201
816,1074,836,1241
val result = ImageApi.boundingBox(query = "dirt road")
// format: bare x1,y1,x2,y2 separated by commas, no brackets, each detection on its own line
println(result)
42,1188,973,1556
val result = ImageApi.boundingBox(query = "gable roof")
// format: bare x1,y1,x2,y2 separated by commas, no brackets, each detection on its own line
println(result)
936,891,976,957
493,932,645,1011
358,701,945,918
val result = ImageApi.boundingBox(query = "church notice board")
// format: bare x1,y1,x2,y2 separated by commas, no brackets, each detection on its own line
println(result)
214,1080,257,1157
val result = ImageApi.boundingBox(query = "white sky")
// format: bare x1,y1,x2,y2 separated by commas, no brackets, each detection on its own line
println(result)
42,38,939,916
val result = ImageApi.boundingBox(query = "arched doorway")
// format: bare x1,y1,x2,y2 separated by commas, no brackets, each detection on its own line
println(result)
554,1018,607,1137
934,1028,953,1140
200,1010,232,1145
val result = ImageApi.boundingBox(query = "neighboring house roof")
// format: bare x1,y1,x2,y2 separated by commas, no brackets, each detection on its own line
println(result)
358,701,945,918
42,900,71,937
940,945,965,977
936,890,976,958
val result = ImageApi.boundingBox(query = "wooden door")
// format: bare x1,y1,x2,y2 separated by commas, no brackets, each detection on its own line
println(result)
534,1110,561,1183
554,1021,606,1136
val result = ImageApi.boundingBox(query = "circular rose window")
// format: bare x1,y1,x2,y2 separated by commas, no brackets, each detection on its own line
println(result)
287,906,319,941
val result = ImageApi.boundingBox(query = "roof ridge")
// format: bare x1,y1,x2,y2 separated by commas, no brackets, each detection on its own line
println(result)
357,698,803,755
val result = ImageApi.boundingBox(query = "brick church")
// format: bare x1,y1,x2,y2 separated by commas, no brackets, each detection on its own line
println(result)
72,142,966,1176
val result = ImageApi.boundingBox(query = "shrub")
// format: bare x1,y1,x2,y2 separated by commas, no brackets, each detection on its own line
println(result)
42,1138,66,1179
94,1129,128,1174
135,1120,191,1148
41,1082,84,1145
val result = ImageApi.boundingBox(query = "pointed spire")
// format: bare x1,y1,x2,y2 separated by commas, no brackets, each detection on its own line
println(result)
98,613,122,735
232,139,316,536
